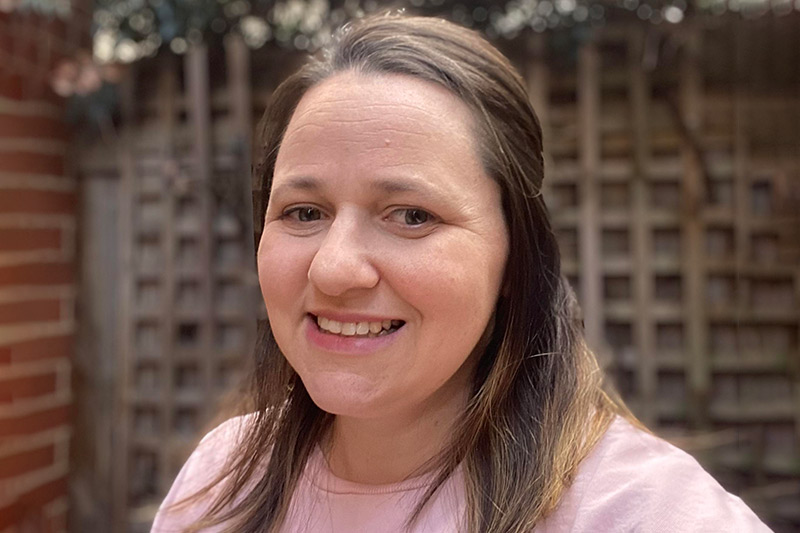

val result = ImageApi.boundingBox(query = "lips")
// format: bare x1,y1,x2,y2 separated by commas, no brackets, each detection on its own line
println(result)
304,313,406,355
309,314,405,338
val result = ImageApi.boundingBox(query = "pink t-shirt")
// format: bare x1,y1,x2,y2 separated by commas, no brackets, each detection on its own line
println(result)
151,416,771,532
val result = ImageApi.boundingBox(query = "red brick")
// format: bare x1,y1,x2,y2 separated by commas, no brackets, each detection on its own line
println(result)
0,444,55,479
42,18,68,42
0,151,63,175
3,335,72,364
0,262,73,286
15,39,38,70
0,347,10,364
0,228,62,252
46,508,67,533
0,405,69,437
0,73,24,100
0,20,12,57
38,75,67,106
18,475,67,508
0,503,24,530
0,372,58,403
0,300,60,324
0,189,75,214
0,115,67,141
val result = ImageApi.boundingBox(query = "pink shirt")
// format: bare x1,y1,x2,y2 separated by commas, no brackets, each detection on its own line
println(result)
152,416,771,532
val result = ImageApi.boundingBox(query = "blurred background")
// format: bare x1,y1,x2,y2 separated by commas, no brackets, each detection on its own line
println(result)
0,0,798,531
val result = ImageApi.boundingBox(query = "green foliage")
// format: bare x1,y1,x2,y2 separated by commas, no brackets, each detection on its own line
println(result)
90,0,705,63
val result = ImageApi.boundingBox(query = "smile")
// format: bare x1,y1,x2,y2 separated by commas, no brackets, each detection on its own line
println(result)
311,314,405,338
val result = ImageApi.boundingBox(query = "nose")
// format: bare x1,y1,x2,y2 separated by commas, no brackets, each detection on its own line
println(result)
307,214,380,297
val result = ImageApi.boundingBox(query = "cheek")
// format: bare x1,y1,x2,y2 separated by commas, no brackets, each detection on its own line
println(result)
385,236,506,331
257,233,312,315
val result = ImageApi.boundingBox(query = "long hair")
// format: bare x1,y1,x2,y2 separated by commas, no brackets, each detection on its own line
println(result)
177,13,622,532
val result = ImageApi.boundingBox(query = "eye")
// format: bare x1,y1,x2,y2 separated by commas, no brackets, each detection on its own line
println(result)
403,209,430,226
387,208,436,227
283,206,323,222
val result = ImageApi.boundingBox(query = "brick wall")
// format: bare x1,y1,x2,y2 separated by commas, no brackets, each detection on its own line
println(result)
0,8,86,533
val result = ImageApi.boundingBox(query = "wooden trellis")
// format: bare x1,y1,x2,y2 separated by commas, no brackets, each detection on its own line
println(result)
75,38,304,532
530,16,800,528
107,39,261,532
74,15,799,532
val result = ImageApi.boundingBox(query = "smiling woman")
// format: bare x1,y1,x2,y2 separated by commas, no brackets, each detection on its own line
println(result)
261,72,508,435
151,13,770,533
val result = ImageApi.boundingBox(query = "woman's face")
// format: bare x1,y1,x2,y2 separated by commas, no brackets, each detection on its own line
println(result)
258,72,508,421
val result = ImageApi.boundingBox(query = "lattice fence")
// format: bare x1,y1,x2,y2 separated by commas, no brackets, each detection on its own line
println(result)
75,15,799,532
528,17,800,529
76,38,273,531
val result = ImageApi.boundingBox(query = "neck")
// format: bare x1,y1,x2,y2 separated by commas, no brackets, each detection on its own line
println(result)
324,386,467,485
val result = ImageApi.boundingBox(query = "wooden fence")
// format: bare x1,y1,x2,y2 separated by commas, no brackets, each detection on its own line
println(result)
74,14,800,532
532,17,800,528
75,38,272,532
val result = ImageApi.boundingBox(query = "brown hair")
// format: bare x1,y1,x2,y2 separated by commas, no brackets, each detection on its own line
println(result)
177,13,623,532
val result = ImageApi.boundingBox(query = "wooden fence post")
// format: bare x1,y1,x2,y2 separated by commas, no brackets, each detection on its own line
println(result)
679,24,709,429
578,41,603,353
629,27,656,426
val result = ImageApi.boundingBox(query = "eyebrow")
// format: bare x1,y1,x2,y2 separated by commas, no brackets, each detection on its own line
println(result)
270,176,321,197
370,177,436,195
272,175,446,198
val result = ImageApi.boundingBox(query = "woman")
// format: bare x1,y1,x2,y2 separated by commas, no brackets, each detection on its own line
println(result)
152,14,769,532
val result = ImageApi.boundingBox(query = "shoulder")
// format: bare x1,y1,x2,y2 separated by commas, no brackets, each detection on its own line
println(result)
150,414,257,532
166,413,255,494
541,417,772,533
191,413,255,463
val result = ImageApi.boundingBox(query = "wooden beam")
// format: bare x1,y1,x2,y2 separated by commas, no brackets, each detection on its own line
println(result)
224,33,260,404
629,27,656,426
733,21,750,315
792,20,800,458
679,25,709,430
185,46,215,424
526,33,551,200
113,63,137,533
73,126,121,533
578,41,604,352
225,34,256,258
157,56,179,495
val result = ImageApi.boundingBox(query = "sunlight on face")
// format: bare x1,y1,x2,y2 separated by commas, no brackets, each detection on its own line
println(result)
257,72,509,422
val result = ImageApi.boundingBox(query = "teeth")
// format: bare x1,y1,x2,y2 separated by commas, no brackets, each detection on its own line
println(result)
315,315,402,337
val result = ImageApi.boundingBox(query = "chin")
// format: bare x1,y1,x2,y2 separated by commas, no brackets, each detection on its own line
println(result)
302,374,391,419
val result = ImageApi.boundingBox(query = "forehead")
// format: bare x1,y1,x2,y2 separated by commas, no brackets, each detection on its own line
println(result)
289,70,475,140
275,71,484,182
